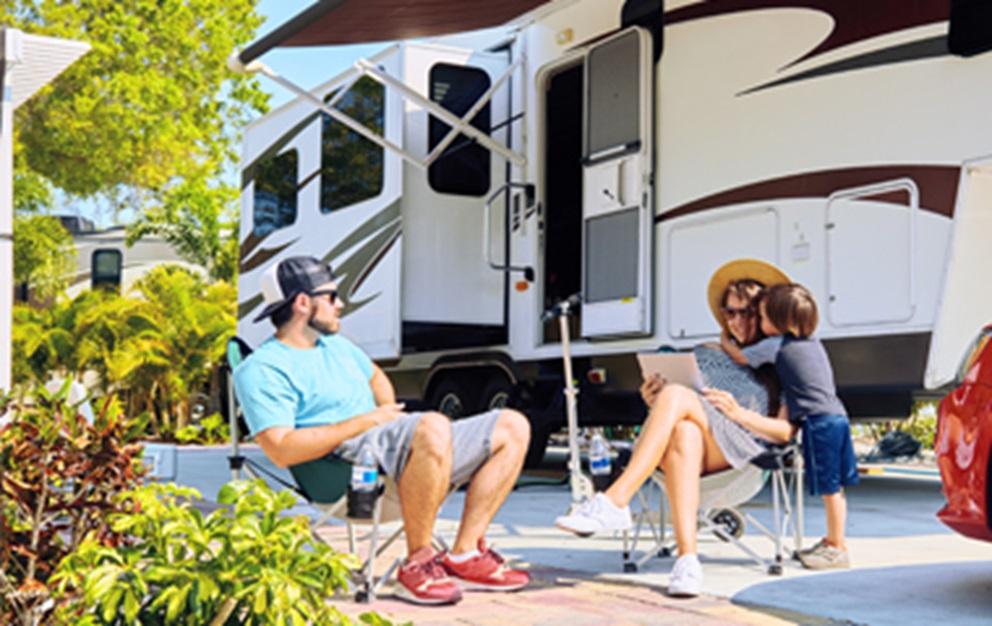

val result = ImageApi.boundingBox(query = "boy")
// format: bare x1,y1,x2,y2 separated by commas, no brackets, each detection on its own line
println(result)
721,283,858,569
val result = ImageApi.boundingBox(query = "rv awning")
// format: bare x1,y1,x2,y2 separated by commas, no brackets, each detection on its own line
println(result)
2,29,90,109
239,0,550,63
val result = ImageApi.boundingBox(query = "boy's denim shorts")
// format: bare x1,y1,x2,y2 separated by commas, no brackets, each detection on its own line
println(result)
801,413,859,496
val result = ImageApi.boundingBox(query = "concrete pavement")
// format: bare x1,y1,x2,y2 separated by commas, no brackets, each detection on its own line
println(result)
170,445,992,625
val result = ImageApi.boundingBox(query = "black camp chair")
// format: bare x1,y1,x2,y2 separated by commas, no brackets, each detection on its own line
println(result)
224,337,409,602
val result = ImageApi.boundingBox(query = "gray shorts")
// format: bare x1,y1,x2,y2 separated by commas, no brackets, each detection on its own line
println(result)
332,409,502,487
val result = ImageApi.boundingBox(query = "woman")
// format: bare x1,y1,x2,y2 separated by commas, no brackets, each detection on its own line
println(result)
555,259,797,597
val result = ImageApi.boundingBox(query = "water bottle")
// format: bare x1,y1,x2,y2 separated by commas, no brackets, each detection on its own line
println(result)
588,432,613,492
347,447,378,519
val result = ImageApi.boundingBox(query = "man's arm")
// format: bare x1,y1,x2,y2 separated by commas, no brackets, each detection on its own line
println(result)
369,364,396,406
256,403,404,468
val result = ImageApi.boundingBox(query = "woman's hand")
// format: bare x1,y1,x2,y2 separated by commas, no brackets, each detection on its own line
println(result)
639,374,667,407
702,387,745,423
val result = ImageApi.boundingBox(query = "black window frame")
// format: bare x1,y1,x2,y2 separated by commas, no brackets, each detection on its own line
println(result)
428,63,492,197
91,248,122,291
252,148,299,237
320,76,386,213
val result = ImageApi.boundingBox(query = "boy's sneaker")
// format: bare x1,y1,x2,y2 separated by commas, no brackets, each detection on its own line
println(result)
395,547,463,605
440,539,530,591
555,493,633,536
667,554,703,598
798,542,850,570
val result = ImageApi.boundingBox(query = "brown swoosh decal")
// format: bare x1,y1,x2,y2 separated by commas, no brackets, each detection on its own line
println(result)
239,231,268,260
240,238,299,274
238,293,264,320
351,228,401,295
666,1,949,69
658,165,960,221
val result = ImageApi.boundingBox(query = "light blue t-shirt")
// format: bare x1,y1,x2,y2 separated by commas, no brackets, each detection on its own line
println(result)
233,334,376,436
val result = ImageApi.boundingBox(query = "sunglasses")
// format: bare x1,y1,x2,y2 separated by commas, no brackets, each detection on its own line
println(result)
722,306,755,320
309,288,340,303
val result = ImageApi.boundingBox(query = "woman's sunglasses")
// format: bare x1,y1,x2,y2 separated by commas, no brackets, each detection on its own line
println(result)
722,306,755,321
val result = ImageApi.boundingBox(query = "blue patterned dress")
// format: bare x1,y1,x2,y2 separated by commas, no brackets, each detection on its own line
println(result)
693,344,781,468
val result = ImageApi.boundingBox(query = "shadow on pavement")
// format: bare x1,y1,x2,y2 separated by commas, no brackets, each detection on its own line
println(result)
733,560,992,626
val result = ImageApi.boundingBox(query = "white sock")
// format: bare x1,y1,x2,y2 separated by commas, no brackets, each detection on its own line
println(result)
446,549,481,563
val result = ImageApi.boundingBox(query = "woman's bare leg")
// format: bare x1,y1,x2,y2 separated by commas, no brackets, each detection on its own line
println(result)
661,421,731,555
606,384,710,507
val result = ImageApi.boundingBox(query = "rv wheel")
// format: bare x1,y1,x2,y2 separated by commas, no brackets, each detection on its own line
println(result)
479,375,514,412
429,377,476,420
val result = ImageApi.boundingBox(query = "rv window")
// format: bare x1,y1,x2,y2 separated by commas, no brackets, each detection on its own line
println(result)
252,149,298,236
586,30,641,159
949,0,992,57
321,77,385,212
91,249,122,290
428,63,491,196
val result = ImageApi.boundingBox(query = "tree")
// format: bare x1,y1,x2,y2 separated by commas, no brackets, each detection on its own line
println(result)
2,0,268,203
12,214,75,302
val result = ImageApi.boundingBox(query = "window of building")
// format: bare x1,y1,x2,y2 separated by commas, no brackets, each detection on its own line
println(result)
949,0,992,57
252,149,298,236
321,77,385,213
91,249,122,290
428,64,492,196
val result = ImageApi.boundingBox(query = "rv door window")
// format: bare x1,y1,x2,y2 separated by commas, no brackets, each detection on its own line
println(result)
321,77,385,212
585,31,641,161
91,249,122,290
428,63,492,196
252,149,298,236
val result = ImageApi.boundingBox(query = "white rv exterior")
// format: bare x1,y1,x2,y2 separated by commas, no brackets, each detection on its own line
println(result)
236,0,992,458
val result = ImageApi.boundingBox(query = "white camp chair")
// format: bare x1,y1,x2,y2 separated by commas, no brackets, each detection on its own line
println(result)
621,443,804,575
224,337,445,602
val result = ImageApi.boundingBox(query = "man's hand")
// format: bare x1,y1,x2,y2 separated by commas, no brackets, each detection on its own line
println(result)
702,387,745,422
369,402,405,426
639,374,667,407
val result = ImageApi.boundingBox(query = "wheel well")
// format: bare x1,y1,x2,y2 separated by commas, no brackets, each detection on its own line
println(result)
423,364,512,402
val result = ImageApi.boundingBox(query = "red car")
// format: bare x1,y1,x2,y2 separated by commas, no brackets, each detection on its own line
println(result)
936,325,992,542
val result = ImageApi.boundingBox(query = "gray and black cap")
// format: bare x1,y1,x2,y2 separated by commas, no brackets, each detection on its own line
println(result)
253,256,335,322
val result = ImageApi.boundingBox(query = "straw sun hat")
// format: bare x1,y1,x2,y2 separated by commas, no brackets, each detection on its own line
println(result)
706,258,790,333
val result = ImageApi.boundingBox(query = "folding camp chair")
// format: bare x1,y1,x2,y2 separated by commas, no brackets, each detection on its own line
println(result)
224,337,434,602
621,443,804,575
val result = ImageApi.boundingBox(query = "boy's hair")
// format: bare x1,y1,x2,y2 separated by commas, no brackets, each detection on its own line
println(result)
762,283,819,338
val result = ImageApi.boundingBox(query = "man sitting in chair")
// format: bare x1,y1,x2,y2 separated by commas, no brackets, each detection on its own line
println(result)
233,256,531,606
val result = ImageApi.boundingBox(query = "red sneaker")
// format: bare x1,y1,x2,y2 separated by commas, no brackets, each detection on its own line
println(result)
395,547,463,605
440,540,530,592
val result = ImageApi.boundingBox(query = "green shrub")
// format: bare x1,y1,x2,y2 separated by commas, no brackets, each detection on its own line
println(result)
174,413,230,445
52,480,401,625
0,383,145,626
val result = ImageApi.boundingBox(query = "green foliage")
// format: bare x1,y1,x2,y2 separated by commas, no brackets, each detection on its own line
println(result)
855,401,939,451
52,480,397,626
12,265,236,438
0,382,145,626
175,412,230,445
125,174,240,282
12,214,76,302
3,0,268,199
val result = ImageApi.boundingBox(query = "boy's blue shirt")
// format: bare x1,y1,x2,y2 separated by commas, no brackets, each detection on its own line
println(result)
742,334,846,424
233,334,376,436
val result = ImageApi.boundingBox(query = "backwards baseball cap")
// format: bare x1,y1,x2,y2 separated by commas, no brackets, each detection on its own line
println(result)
253,256,335,322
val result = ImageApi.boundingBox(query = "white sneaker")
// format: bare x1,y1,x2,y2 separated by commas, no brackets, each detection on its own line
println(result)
554,493,632,537
667,554,703,598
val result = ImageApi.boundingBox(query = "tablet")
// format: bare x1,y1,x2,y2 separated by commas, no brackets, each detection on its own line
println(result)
636,352,704,391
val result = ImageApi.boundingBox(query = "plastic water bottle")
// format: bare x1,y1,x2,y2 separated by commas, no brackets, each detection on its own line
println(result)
347,447,378,518
588,432,613,492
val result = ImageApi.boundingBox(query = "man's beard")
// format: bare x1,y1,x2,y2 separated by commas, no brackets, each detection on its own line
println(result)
307,308,338,336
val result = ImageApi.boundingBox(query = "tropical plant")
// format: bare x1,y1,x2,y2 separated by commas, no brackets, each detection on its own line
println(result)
52,480,401,626
0,383,146,626
175,412,231,446
12,214,76,302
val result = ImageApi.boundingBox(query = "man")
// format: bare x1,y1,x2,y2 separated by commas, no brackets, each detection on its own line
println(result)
233,256,531,605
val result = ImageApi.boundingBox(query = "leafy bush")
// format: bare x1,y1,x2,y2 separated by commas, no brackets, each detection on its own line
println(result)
0,383,146,626
52,480,399,625
174,413,231,446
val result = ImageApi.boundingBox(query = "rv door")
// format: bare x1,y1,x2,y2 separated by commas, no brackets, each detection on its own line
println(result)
580,28,654,338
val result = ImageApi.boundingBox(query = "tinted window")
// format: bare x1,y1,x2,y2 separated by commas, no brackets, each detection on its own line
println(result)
587,30,641,159
253,149,298,236
428,64,491,196
949,0,992,57
321,77,385,212
91,249,122,290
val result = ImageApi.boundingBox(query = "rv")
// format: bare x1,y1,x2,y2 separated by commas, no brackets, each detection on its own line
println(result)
234,0,992,464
